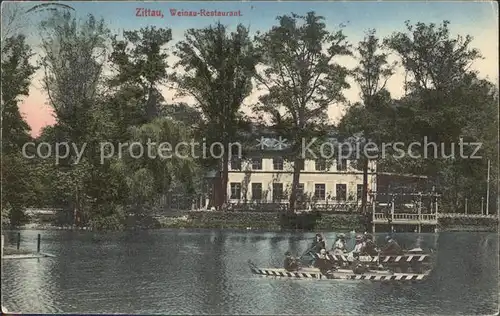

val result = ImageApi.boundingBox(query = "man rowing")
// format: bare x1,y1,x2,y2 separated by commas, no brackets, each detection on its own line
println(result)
311,233,326,253
361,233,379,256
381,235,403,255
300,233,327,266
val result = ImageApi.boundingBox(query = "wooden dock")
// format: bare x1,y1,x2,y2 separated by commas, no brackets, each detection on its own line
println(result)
371,192,440,233
2,252,56,260
2,234,56,260
370,191,498,233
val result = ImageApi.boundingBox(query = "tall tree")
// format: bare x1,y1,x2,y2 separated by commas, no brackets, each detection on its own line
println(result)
340,30,394,216
385,20,481,95
40,11,109,143
255,12,351,212
109,27,172,121
384,20,497,211
173,22,259,208
39,11,110,225
383,20,482,151
1,34,38,225
1,35,36,150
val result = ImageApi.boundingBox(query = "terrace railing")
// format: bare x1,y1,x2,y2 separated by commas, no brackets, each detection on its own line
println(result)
373,212,438,222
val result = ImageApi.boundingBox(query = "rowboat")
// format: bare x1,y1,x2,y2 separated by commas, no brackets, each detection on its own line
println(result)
327,253,432,263
248,263,431,282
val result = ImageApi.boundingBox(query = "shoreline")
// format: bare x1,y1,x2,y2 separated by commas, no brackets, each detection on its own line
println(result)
6,222,497,233
6,210,497,233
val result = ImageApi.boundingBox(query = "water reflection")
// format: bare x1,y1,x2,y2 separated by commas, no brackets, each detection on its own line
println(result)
1,229,498,315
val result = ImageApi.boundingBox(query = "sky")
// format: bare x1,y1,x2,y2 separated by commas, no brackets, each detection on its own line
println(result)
1,1,498,137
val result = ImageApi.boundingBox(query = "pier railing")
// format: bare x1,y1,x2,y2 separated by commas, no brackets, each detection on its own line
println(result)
373,212,497,222
438,213,497,219
373,213,437,222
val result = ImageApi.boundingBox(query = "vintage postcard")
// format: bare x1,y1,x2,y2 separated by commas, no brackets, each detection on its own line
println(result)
1,1,498,315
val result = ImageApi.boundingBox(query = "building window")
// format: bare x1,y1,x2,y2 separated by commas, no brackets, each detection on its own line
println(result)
273,157,284,170
337,158,347,171
295,159,305,171
272,183,284,201
251,183,262,200
230,183,241,199
357,184,364,201
336,184,347,201
315,159,327,171
251,158,262,170
231,157,241,170
314,184,326,200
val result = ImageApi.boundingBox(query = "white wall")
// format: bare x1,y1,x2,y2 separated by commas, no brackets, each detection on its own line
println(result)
226,158,377,203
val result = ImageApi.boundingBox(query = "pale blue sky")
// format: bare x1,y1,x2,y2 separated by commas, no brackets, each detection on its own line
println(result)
4,1,498,38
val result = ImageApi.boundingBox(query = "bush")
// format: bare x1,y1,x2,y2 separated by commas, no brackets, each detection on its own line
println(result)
88,204,126,231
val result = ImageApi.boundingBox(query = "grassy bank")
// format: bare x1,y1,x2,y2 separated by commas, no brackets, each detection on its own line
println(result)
440,226,498,232
438,217,498,232
157,211,365,232
12,211,497,232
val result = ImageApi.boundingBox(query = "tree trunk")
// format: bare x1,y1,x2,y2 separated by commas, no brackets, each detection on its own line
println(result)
73,189,78,228
288,158,302,213
145,85,158,121
218,141,230,209
361,157,369,213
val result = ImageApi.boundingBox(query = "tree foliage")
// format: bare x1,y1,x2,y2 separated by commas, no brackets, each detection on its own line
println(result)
1,33,38,225
109,27,172,120
382,21,497,211
255,11,351,211
39,11,109,142
173,22,259,206
2,7,497,229
339,30,394,215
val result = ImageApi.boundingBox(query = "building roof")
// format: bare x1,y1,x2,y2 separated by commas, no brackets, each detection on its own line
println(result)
235,124,377,159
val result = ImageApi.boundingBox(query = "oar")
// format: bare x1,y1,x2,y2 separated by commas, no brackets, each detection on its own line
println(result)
299,246,315,260
247,259,258,270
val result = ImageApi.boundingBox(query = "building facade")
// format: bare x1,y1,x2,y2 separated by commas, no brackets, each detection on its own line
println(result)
226,155,377,205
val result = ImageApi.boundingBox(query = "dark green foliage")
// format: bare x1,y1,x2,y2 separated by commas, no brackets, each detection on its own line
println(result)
2,8,497,230
339,30,394,220
1,34,38,226
109,26,172,121
174,22,259,206
254,12,352,212
382,21,498,212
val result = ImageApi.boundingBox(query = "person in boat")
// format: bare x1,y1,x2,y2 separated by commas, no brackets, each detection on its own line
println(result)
352,234,365,253
361,233,379,256
311,233,326,252
347,234,364,261
381,235,403,255
305,233,326,261
331,233,347,255
314,249,334,275
284,251,299,271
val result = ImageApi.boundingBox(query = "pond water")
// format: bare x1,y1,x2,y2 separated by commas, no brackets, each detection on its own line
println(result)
1,229,498,315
